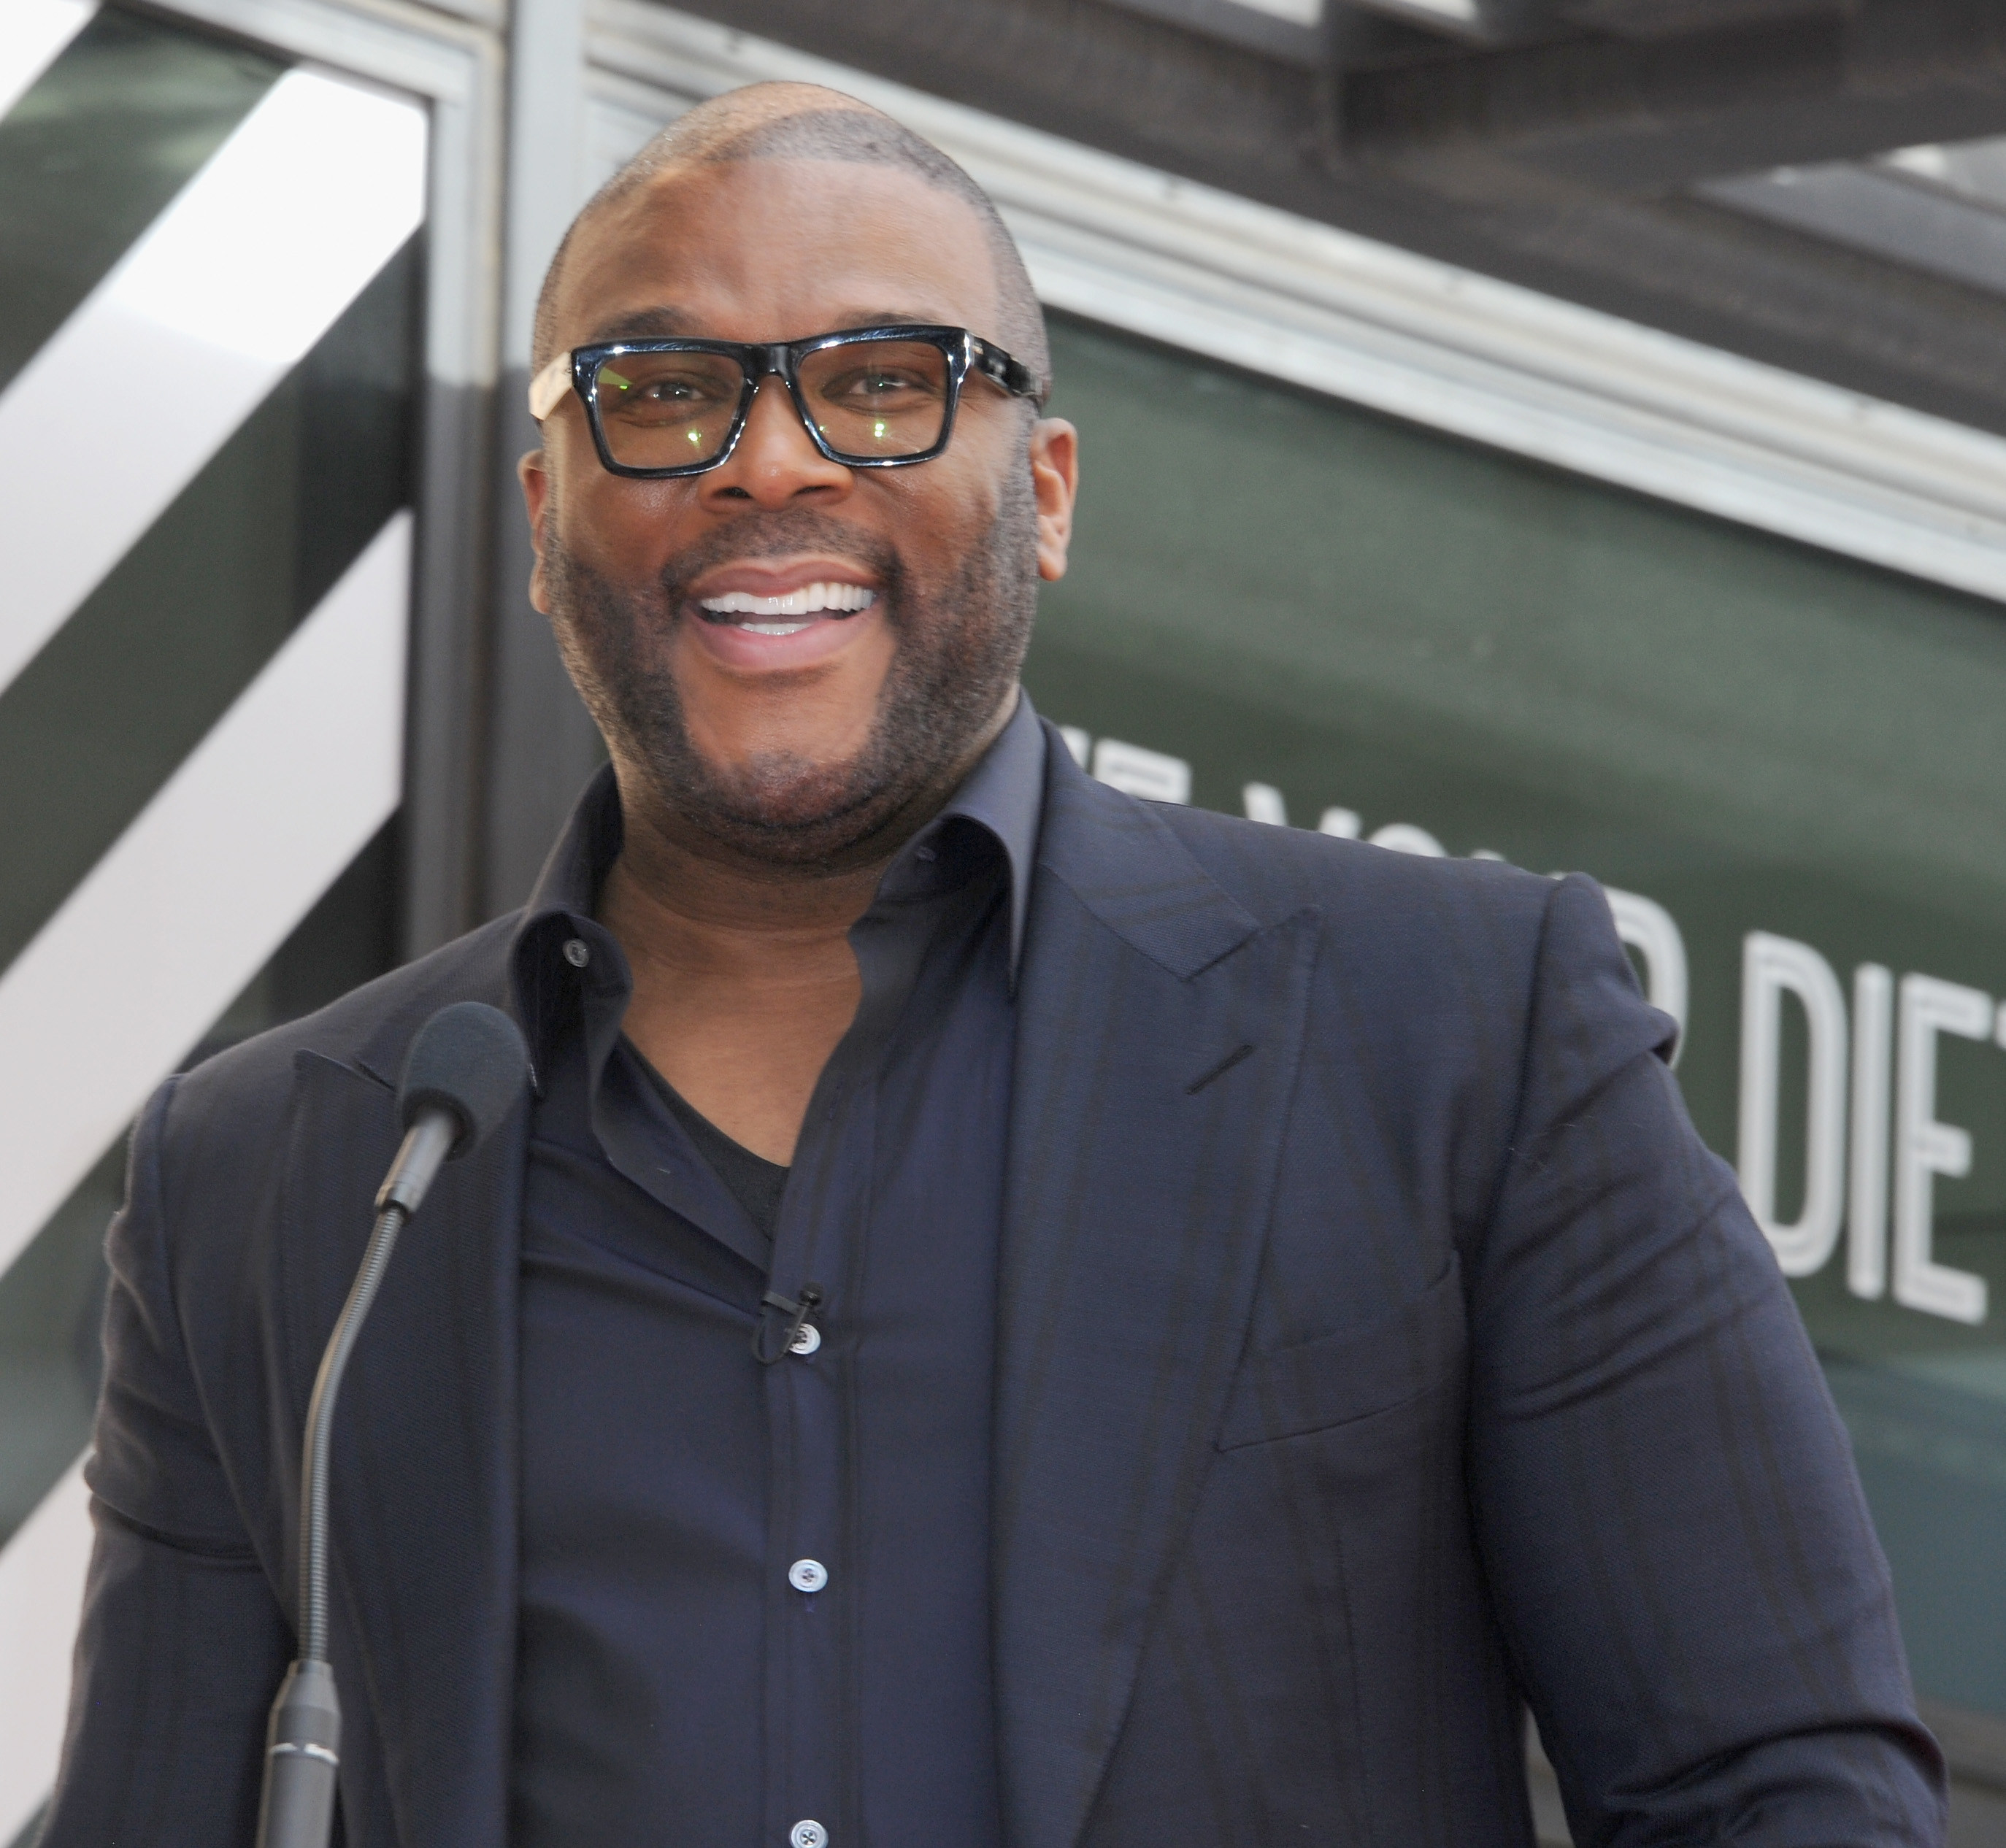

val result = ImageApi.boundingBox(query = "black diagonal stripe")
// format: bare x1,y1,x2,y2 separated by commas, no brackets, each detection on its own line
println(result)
0,234,417,974
0,9,285,394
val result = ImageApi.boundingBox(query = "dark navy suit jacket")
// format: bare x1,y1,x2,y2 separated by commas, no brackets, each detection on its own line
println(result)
44,728,1945,1847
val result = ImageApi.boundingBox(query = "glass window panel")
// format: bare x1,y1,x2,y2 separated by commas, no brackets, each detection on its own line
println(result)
1028,312,2006,1716
0,3,416,1579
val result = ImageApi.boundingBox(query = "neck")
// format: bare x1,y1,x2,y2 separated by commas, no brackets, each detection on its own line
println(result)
594,691,1015,1162
599,688,1017,985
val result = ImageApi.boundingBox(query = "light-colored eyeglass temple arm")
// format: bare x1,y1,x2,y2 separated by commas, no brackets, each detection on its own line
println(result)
527,352,573,421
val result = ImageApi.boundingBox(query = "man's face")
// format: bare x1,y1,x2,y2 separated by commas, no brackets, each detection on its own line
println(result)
521,153,1077,870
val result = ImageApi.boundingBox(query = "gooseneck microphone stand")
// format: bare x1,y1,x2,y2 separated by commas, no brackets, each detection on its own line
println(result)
254,1002,529,1848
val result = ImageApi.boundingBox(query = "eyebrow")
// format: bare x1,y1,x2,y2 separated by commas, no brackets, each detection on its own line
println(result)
584,305,701,344
579,303,972,346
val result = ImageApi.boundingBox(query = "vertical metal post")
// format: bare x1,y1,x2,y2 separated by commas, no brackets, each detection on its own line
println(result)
480,0,606,920
398,25,507,960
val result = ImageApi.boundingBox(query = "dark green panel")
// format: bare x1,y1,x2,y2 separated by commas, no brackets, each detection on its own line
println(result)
1029,312,2006,1712
0,7,284,391
0,236,417,971
0,817,402,1550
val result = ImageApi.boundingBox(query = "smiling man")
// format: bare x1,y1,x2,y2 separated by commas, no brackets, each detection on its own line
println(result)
44,80,1944,1848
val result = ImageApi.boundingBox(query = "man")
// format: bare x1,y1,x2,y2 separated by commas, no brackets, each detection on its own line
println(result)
45,80,1943,1848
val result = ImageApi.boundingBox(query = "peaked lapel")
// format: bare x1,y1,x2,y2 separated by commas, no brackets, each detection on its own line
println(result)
272,1032,525,1848
995,746,1321,1848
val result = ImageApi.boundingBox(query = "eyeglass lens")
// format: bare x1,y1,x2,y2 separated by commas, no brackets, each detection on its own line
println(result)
588,339,952,470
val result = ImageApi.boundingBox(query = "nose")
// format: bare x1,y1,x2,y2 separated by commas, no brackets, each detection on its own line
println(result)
701,374,852,509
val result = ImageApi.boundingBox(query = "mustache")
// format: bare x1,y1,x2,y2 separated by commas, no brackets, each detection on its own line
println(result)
655,509,906,612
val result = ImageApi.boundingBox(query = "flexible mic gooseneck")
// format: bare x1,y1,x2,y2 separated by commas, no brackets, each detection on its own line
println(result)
254,1001,529,1848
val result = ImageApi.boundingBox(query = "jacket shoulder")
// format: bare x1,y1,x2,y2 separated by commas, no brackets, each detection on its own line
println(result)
1146,796,1559,937
161,912,523,1152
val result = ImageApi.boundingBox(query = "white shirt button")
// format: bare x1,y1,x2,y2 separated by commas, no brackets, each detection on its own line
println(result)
788,1322,821,1356
562,937,591,968
790,1823,827,1848
788,1558,828,1593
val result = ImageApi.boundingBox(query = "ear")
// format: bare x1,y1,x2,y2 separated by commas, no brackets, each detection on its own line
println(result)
1029,417,1079,583
518,448,553,615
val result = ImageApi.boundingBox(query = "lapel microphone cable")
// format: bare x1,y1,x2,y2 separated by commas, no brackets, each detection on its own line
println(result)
255,1001,529,1848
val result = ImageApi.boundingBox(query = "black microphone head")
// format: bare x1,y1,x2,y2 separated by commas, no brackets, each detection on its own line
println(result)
396,1002,530,1158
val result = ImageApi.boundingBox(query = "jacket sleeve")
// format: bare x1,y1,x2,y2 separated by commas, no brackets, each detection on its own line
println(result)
39,1076,291,1848
1467,874,1947,1847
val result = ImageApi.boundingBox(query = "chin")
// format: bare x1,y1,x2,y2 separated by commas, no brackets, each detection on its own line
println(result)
659,744,901,865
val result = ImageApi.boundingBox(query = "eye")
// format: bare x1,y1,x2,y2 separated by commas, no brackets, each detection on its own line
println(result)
595,355,743,422
636,374,713,405
823,365,938,407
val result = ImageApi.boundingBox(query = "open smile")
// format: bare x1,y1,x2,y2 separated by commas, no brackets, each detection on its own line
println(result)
681,561,887,671
697,580,877,636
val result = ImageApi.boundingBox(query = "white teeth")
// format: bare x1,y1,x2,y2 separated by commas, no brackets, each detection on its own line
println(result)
697,580,877,618
740,620,815,636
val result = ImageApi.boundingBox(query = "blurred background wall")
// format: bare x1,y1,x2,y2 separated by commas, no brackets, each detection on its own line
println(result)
5,0,2006,1839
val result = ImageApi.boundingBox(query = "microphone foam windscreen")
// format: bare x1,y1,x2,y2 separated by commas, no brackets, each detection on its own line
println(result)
396,1001,530,1157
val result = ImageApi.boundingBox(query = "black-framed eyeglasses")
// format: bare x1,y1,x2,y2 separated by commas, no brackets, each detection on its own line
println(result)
526,323,1042,478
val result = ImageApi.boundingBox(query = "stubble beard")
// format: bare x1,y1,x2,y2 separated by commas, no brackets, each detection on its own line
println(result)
542,466,1039,871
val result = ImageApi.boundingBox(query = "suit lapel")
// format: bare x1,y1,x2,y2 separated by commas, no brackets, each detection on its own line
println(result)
995,750,1321,1848
275,1045,525,1848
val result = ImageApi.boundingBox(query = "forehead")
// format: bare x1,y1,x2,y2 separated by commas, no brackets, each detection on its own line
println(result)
555,157,1005,348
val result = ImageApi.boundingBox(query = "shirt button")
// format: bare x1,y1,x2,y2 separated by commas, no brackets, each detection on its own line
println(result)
790,1823,827,1848
562,937,591,968
788,1322,821,1356
788,1558,828,1593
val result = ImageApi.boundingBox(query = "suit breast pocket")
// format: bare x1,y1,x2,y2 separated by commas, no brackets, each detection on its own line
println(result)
1216,1254,1466,1451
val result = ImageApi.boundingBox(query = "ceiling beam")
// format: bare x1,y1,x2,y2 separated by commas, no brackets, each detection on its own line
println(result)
1342,0,2006,192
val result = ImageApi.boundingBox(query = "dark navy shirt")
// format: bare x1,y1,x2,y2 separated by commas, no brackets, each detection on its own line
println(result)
509,695,1045,1848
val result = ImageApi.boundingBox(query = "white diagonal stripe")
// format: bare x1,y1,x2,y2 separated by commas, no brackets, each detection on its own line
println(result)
0,1457,91,1848
0,511,410,1287
0,0,94,125
0,68,425,699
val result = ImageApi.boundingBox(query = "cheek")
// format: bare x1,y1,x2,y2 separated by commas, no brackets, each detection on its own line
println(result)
560,470,691,571
880,469,1004,590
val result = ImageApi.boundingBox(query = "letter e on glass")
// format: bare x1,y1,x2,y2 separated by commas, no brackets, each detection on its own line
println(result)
1894,974,1990,1325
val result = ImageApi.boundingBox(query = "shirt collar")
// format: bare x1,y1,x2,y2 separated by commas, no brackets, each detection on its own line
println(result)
909,685,1045,980
510,689,1048,1058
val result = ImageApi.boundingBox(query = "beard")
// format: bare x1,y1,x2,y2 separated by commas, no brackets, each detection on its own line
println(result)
541,464,1039,871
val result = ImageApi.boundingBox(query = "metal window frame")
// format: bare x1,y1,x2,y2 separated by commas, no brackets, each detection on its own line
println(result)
139,0,506,956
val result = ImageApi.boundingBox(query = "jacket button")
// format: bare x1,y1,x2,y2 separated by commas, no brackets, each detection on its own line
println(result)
791,1822,827,1848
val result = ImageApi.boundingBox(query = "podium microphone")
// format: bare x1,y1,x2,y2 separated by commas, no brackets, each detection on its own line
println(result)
254,1001,529,1848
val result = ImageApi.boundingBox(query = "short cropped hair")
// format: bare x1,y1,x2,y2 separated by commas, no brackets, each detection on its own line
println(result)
532,86,1049,401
